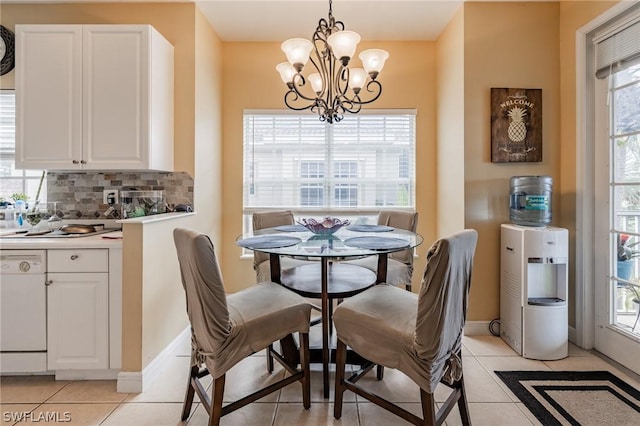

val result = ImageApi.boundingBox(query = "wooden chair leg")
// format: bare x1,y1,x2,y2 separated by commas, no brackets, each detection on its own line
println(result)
299,332,311,409
267,343,274,373
334,339,347,419
376,364,384,380
420,389,437,426
279,334,300,367
209,375,225,426
181,365,198,421
457,378,471,426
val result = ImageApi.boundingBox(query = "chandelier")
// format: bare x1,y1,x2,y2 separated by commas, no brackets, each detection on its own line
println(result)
276,0,389,124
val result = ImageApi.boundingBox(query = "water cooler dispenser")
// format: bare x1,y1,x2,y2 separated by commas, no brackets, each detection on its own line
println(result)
500,224,568,360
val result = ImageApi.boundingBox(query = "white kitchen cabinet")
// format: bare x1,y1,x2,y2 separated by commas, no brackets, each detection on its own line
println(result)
47,249,109,371
15,24,174,171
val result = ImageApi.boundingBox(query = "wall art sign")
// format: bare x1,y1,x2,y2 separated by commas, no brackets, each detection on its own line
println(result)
491,88,542,163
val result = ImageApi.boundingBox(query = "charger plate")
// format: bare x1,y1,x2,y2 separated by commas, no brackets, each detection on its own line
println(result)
343,236,409,250
236,235,302,249
274,225,308,232
347,224,394,232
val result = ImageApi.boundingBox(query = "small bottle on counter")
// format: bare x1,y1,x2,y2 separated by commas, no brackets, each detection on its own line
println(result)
14,200,25,228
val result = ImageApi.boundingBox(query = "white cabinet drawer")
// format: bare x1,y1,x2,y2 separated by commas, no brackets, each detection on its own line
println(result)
48,249,108,273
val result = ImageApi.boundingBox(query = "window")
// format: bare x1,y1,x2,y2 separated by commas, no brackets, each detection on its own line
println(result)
0,90,46,202
591,5,640,352
243,110,416,226
599,63,640,332
334,184,358,207
301,161,325,178
301,184,324,207
333,161,357,178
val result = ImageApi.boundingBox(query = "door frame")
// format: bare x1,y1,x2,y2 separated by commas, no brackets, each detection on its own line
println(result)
575,1,639,350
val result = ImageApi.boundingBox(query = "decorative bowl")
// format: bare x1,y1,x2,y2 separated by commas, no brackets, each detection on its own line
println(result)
298,217,350,236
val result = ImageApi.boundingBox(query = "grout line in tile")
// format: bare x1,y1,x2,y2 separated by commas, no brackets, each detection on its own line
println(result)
41,380,75,404
271,400,278,426
96,401,122,426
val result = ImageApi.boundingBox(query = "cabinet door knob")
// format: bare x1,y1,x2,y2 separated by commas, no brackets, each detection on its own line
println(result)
45,280,53,286
72,160,79,164
70,254,79,260
80,160,87,164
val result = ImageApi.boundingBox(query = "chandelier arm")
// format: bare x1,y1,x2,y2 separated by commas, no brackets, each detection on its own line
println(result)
362,79,383,103
308,53,328,99
284,89,318,111
326,52,338,122
309,24,338,124
334,65,350,99
349,80,383,106
289,73,322,103
334,96,362,115
311,23,331,100
310,97,329,116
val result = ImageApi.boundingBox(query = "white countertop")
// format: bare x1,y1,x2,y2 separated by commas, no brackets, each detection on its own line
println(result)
0,230,123,250
117,211,196,225
0,212,194,250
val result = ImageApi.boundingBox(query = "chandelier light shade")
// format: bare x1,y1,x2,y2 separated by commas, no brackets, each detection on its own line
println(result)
276,0,389,123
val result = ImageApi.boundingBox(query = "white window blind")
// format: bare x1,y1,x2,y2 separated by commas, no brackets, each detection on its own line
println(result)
0,91,15,158
0,90,46,201
243,111,416,218
595,9,640,79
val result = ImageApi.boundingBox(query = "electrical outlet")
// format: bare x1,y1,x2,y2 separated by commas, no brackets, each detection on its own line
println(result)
103,189,119,205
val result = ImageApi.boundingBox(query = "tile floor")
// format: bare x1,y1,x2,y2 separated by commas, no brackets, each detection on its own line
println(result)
2,334,640,425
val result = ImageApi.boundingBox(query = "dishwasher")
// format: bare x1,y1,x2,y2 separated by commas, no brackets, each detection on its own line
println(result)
0,250,48,373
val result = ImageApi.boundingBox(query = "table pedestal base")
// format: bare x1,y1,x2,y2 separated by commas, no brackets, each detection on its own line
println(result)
278,260,377,398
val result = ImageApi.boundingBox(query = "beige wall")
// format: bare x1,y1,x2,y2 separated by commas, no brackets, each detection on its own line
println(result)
436,6,465,237
463,2,561,321
121,214,199,371
220,41,437,292
194,7,223,250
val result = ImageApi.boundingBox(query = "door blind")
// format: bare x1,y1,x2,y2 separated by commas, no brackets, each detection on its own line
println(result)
594,9,640,79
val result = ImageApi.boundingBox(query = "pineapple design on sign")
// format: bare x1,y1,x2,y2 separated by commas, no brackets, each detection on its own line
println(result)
507,106,527,142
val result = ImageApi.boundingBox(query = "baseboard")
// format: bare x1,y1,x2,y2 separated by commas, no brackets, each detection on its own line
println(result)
464,321,493,336
568,326,576,344
117,326,190,393
55,369,119,381
464,321,577,347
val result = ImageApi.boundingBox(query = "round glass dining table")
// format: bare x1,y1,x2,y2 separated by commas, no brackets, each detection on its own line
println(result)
237,225,423,398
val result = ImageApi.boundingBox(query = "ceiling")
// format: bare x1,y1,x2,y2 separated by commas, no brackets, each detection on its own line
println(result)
196,0,463,42
5,0,552,42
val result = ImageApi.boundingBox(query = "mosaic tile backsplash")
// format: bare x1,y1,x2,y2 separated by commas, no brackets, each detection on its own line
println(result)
46,171,194,219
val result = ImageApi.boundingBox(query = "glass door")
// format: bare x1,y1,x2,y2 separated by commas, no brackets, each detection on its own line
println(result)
594,63,640,375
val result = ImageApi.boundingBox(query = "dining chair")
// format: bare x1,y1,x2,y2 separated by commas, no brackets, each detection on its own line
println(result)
252,210,311,283
333,229,478,426
345,210,419,291
173,228,311,426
